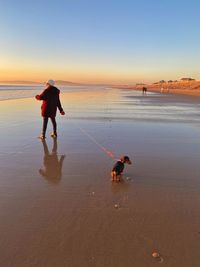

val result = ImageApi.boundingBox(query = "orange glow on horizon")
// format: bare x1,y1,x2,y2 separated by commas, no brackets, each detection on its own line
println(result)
1,62,199,85
0,67,145,84
0,58,174,84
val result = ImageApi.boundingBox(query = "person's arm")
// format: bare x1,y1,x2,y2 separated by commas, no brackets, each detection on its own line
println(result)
35,89,48,101
57,92,65,115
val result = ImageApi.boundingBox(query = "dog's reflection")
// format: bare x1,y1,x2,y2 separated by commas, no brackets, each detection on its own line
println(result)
39,139,65,184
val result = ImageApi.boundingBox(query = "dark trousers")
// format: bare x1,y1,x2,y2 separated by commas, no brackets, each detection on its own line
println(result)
42,117,57,136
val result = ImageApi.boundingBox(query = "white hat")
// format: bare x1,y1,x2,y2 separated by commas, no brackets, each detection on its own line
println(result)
46,79,55,86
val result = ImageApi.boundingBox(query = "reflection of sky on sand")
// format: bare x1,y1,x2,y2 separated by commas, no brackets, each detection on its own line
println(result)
60,88,200,124
1,86,200,124
0,87,200,266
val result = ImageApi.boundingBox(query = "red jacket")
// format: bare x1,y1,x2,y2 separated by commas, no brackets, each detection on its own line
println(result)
38,86,64,117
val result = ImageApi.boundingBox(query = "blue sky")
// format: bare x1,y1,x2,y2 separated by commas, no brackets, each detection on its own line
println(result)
0,0,199,83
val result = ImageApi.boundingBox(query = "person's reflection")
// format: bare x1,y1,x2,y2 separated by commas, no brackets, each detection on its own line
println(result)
39,139,65,184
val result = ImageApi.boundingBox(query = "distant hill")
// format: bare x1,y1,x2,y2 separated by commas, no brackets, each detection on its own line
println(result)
0,80,84,86
55,80,83,86
0,80,112,87
0,81,42,85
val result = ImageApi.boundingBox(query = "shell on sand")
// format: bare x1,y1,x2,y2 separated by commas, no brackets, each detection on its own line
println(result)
152,251,160,258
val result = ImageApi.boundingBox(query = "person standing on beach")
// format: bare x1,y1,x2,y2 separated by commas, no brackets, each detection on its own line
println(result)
142,87,147,94
35,79,65,139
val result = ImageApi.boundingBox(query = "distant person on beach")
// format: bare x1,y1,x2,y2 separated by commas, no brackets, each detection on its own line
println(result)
35,80,65,139
142,87,147,94
111,156,132,182
39,138,65,184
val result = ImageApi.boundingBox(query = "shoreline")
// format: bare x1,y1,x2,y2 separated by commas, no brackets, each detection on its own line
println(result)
142,87,200,97
112,81,200,97
113,86,200,97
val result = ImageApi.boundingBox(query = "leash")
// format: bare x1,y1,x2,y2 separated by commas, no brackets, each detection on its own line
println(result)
71,121,116,160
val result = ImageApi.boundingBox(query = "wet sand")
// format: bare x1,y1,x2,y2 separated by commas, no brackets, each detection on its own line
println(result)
0,88,200,267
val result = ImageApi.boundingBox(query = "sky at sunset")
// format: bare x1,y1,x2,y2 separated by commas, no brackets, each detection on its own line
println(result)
0,0,200,84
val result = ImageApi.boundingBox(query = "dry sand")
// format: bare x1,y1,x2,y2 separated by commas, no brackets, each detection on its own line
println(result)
0,88,200,267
